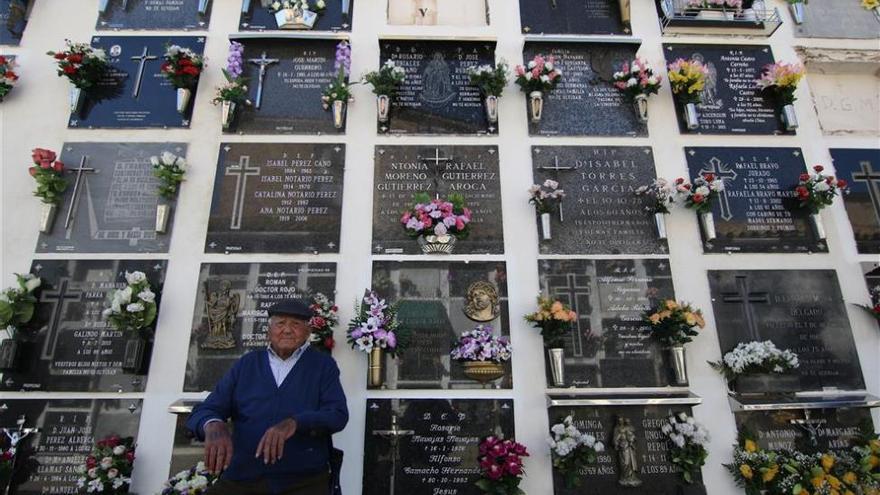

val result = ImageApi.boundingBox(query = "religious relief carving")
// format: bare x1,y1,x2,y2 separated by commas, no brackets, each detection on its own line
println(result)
202,281,239,350
613,417,642,487
464,281,499,322
419,52,456,107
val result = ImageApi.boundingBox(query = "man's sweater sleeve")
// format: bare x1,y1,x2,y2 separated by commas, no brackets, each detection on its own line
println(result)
186,358,241,441
293,358,349,434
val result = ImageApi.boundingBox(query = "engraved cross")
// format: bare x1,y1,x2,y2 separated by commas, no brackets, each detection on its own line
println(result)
721,275,769,341
225,156,261,230
851,161,880,226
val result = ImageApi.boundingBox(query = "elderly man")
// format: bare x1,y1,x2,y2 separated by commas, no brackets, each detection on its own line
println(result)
187,299,348,495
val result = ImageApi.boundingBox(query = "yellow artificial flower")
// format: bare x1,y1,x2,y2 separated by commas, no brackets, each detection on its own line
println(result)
827,475,841,489
869,438,880,453
694,312,706,328
739,464,753,479
684,312,697,326
844,490,856,495
812,476,826,489
842,471,857,485
550,301,563,313
762,464,779,482
868,455,879,468
649,313,661,324
665,300,678,310
822,453,835,472
862,0,879,10
657,310,672,320
744,439,758,453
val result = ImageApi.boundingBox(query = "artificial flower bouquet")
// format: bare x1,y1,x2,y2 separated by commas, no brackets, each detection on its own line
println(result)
861,0,879,14
102,271,157,335
161,45,204,90
686,0,743,11
661,412,710,484
467,62,509,97
524,296,576,349
514,55,562,94
0,273,41,338
548,415,604,488
858,284,880,323
363,59,406,97
400,192,472,240
151,151,187,200
213,41,249,106
756,61,804,107
644,300,705,347
159,462,218,495
346,290,402,356
674,174,725,214
28,148,67,206
795,164,847,214
450,325,512,364
0,55,18,102
0,447,12,489
667,58,708,105
612,58,662,101
635,178,676,215
322,42,353,129
47,40,108,90
527,180,565,215
709,340,799,381
308,292,339,352
476,436,529,495
75,435,135,495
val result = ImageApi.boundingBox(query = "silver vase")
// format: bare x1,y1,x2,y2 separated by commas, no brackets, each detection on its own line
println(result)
155,203,171,234
540,212,552,240
40,203,58,233
198,0,210,15
377,94,390,123
122,337,147,372
699,211,716,241
221,100,236,130
654,212,668,240
781,104,798,130
176,88,192,115
684,102,699,130
484,95,498,124
0,339,20,371
810,213,826,240
333,100,346,129
547,348,565,387
69,86,85,114
789,2,804,24
529,91,544,123
669,345,687,385
633,94,649,123
98,0,110,14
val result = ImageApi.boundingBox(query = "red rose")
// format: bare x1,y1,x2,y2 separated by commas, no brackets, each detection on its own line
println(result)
62,65,77,75
324,337,335,349
4,70,16,81
125,451,135,462
182,66,200,76
796,186,809,198
160,62,170,72
311,316,326,328
331,305,338,312
0,451,12,461
32,148,56,164
813,165,824,172
825,176,834,184
179,58,192,67
86,456,97,469
28,166,37,176
837,179,847,188
53,52,66,60
105,435,120,448
874,303,880,312
799,173,810,182
692,194,704,203
675,177,685,185
67,53,83,64
52,161,64,173
703,173,715,182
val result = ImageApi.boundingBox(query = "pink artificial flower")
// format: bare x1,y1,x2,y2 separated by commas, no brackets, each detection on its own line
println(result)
514,65,525,76
486,463,504,480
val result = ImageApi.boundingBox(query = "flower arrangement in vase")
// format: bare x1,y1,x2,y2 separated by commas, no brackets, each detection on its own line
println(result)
160,462,218,495
322,41,353,130
709,340,800,394
787,0,807,23
0,56,18,103
756,61,805,131
467,61,508,127
400,192,471,254
667,58,708,130
363,60,406,129
150,151,186,234
102,271,157,372
794,164,847,240
47,41,108,114
160,45,204,115
861,0,880,20
213,41,250,130
635,178,675,239
660,413,710,484
28,148,68,233
674,174,725,242
451,325,511,385
528,179,565,241
476,436,529,495
548,416,604,488
0,446,12,492
308,292,338,352
0,273,41,370
346,290,403,388
75,435,135,495
612,57,661,123
514,54,562,123
269,0,325,29
525,297,576,387
857,283,880,323
644,300,705,385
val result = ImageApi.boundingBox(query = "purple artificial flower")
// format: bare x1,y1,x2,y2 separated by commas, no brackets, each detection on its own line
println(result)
334,41,351,77
227,41,244,80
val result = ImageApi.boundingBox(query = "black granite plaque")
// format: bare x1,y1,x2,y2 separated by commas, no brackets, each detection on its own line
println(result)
97,0,211,30
240,0,353,32
0,260,166,393
35,143,185,254
205,143,344,254
663,44,789,135
708,270,865,393
69,36,205,129
363,399,515,495
0,399,142,495
380,39,497,135
548,404,706,494
183,262,336,392
372,261,511,389
0,0,28,46
538,259,678,389
520,0,629,35
523,40,645,137
685,147,826,253
232,36,345,134
832,148,880,254
372,145,503,255
735,408,874,453
533,146,667,255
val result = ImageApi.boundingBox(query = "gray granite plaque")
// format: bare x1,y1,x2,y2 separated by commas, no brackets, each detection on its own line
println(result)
183,262,336,392
533,146,667,255
794,0,880,39
372,145,503,255
36,143,185,254
0,399,142,495
523,40,645,137
97,0,211,31
538,259,678,389
708,270,865,393
0,0,28,46
372,261,511,389
520,0,629,35
0,260,166,393
832,148,880,254
735,408,873,453
206,143,344,254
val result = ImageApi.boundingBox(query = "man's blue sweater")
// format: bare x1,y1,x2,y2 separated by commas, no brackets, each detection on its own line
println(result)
186,347,348,490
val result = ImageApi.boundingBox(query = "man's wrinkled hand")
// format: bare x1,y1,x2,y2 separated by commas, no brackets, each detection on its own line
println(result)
255,418,297,464
204,421,234,475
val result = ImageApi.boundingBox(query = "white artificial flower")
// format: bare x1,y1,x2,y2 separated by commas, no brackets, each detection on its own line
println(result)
88,467,98,478
112,445,126,455
540,75,550,83
100,457,113,469
126,303,145,313
190,475,209,489
137,289,155,303
174,480,189,491
626,77,638,87
107,468,119,479
524,72,532,81
161,151,177,165
695,186,710,196
87,479,104,492
23,275,41,292
150,156,160,167
594,441,604,452
813,181,830,192
125,271,146,285
110,300,121,314
527,61,536,69
551,423,565,435
544,62,554,71
316,0,326,8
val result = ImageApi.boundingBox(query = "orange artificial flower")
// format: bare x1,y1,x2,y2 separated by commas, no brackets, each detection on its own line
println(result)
744,439,758,453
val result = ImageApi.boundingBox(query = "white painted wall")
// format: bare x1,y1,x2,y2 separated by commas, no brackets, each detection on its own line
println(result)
1,0,878,494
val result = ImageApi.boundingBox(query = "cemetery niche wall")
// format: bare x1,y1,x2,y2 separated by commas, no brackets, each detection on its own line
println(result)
832,148,880,254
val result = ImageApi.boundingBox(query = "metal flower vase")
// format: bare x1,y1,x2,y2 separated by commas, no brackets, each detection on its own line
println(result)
377,94,390,123
418,235,456,254
684,102,700,130
122,334,148,372
198,0,210,15
654,212,668,239
176,88,192,115
633,94,649,123
547,348,565,387
669,345,687,385
484,95,499,124
69,86,85,114
789,2,804,24
368,347,384,388
810,213,826,240
699,211,716,241
781,104,798,130
463,361,505,384
529,91,544,123
332,100,346,129
40,204,58,233
540,212,552,240
221,101,236,130
155,203,171,234
0,338,20,371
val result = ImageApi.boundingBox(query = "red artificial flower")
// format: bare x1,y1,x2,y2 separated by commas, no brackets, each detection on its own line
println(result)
32,148,56,165
125,451,135,462
0,451,13,461
873,303,880,313
331,305,338,312
311,316,326,328
53,52,66,60
837,179,847,188
160,62,170,72
179,58,192,67
796,186,809,199
86,456,97,469
485,463,503,480
0,56,7,65
692,194,705,203
4,71,16,81
62,65,77,75
703,173,715,182
825,176,834,184
28,166,37,177
182,65,200,76
323,337,335,349
52,161,64,173
813,165,824,172
66,53,83,64
105,435,121,448
799,173,810,182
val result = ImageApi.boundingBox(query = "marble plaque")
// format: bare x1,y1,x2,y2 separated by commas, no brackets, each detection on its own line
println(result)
523,40,645,137
240,0,353,31
794,0,880,39
388,0,488,25
372,145,503,255
183,262,336,392
735,408,874,453
371,261,511,389
97,0,211,30
548,404,706,494
685,147,826,254
232,37,345,134
663,44,789,135
69,36,205,129
538,259,678,389
708,270,864,393
832,148,880,254
380,39,498,135
533,146,667,255
206,143,344,254
363,399,515,495
808,73,880,136
0,0,27,46
520,0,629,35
36,143,186,254
0,260,166,393
0,399,142,495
